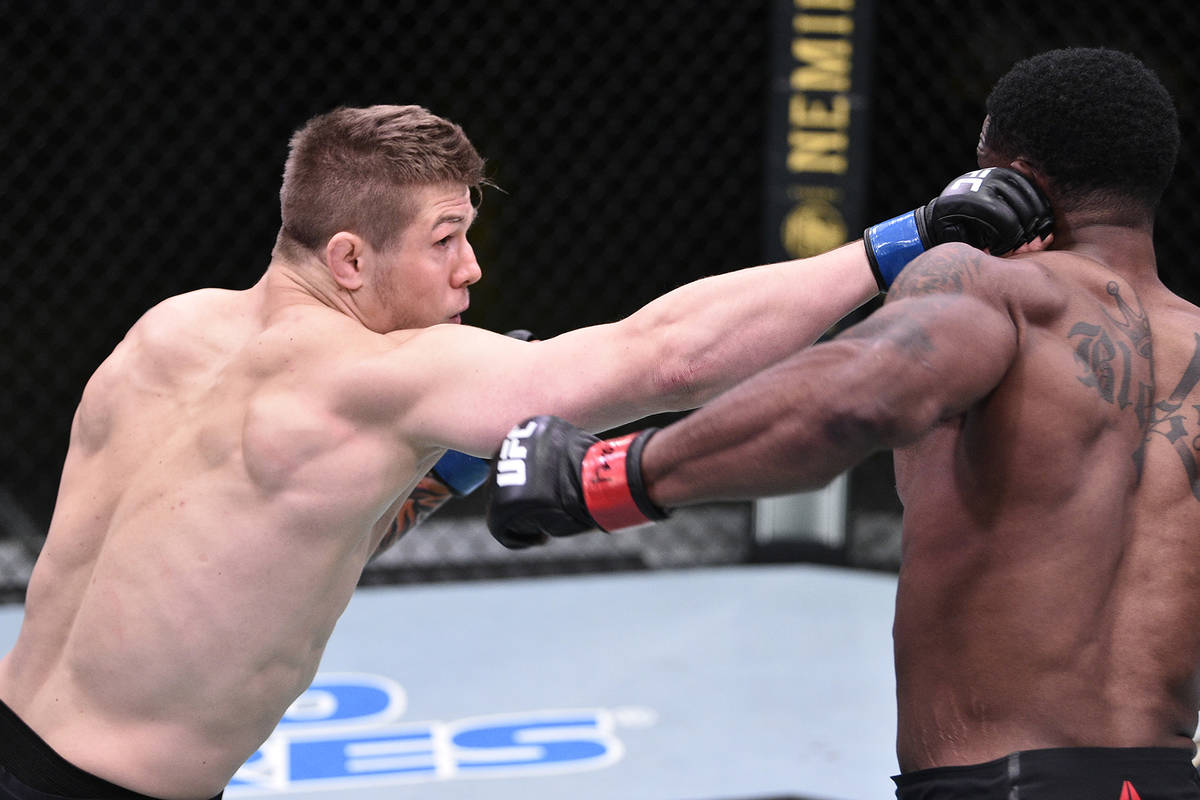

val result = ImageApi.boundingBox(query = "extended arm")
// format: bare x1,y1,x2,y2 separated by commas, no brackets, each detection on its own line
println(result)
642,246,1020,505
395,169,1049,458
392,241,878,456
484,244,1022,547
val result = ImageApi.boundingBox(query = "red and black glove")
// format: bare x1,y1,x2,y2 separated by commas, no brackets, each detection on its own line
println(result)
485,415,669,549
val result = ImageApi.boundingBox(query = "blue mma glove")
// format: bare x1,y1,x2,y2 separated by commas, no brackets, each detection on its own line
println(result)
864,167,1053,289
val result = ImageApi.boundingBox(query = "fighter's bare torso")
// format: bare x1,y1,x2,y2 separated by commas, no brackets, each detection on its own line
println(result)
0,280,428,798
892,246,1200,771
0,232,891,797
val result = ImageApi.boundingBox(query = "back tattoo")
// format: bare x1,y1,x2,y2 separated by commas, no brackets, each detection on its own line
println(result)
1068,282,1154,428
1142,332,1200,501
1068,281,1200,500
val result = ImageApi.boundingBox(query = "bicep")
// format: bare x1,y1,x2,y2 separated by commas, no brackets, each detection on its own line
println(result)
388,323,672,456
640,287,1018,506
863,243,1021,426
837,291,1018,433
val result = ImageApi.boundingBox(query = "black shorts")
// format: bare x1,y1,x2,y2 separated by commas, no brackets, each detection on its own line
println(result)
0,698,223,800
893,747,1200,800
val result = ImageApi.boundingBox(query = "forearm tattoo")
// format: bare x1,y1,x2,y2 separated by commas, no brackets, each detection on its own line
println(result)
371,475,454,559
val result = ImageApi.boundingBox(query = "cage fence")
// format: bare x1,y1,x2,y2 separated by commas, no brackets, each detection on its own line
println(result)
2,0,1196,599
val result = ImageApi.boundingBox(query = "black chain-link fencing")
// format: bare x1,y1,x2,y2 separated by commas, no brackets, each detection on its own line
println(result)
2,0,1197,599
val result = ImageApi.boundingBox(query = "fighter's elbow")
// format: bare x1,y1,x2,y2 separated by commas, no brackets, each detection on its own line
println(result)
824,386,942,453
655,339,758,410
820,403,898,454
631,323,721,410
622,306,777,410
647,357,707,411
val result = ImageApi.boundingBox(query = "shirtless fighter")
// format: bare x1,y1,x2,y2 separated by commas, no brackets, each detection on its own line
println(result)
0,104,1047,799
487,48,1199,798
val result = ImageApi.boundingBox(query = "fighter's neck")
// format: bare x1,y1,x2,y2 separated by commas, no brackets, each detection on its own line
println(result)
258,259,360,323
1048,218,1158,280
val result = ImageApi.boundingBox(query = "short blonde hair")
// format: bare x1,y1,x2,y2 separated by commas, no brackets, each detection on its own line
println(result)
274,105,485,260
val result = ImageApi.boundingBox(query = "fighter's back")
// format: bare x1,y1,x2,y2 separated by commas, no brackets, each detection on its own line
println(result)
0,281,422,797
891,247,1200,772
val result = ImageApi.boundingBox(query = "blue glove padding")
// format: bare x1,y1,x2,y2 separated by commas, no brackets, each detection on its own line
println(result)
864,211,924,289
864,167,1052,290
430,449,492,496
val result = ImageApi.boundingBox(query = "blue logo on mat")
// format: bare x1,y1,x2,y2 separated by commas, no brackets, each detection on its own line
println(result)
227,673,648,794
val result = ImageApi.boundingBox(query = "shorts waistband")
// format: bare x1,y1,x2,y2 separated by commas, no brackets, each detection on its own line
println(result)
897,746,1196,782
0,696,220,800
894,746,1200,799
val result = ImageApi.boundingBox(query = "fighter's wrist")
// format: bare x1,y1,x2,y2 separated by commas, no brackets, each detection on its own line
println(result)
863,210,928,291
580,428,668,532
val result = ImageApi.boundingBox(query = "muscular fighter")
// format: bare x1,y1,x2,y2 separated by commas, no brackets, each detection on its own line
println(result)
0,104,1046,800
487,48,1200,798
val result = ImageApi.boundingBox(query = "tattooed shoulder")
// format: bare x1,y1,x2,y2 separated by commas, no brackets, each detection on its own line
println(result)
838,308,936,358
888,245,986,300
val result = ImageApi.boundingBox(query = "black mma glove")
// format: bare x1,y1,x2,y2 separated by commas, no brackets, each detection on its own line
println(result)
485,415,669,549
427,328,536,495
863,166,1053,290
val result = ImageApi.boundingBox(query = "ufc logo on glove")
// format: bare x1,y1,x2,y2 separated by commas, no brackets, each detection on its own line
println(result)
496,420,538,487
944,167,995,194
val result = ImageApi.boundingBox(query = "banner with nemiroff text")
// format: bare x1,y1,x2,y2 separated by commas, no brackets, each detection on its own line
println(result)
765,0,875,264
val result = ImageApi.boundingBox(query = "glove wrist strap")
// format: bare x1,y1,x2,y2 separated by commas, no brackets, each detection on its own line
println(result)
863,210,927,290
430,449,491,496
623,428,667,523
581,429,668,532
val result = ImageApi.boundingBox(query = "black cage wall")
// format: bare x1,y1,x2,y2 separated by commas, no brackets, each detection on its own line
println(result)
2,0,1197,595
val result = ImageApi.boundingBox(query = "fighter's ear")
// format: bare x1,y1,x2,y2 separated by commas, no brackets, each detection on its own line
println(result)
1006,158,1055,252
1009,158,1051,203
326,232,366,291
